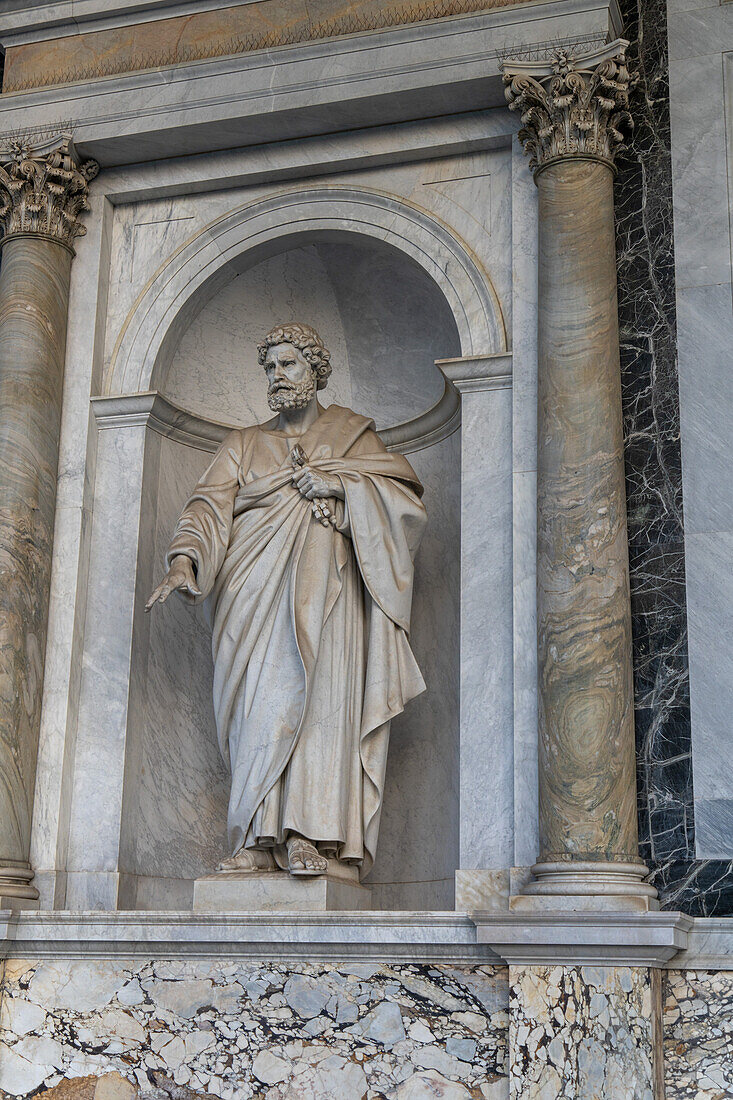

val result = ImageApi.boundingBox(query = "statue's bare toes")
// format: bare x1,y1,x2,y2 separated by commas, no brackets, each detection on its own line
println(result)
288,838,327,876
217,848,275,873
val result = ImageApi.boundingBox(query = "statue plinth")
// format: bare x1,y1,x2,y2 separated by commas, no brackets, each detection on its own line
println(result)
193,862,372,912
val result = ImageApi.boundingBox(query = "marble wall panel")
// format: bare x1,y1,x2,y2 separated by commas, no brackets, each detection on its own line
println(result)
0,958,510,1099
456,383,514,877
63,423,154,911
30,201,114,911
612,0,733,913
663,969,733,1098
671,38,733,864
103,194,241,389
613,0,733,909
118,437,230,894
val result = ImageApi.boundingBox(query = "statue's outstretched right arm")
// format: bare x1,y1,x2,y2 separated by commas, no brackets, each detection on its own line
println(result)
146,430,244,611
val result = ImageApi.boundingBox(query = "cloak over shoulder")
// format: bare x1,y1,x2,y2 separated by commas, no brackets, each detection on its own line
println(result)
165,403,427,872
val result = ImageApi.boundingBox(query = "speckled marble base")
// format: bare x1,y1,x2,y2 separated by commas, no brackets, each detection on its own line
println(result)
3,953,730,1096
509,964,656,1098
663,969,733,1098
0,958,510,1099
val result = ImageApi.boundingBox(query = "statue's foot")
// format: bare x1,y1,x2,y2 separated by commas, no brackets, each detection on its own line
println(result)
287,835,328,876
217,848,276,873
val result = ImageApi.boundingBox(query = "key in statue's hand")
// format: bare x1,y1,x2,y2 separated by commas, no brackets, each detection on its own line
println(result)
290,445,342,527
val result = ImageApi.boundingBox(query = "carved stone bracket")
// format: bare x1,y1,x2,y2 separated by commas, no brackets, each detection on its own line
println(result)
502,40,634,176
0,132,99,250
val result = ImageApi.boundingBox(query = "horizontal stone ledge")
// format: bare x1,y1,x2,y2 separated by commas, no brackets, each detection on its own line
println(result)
3,910,729,968
473,911,694,967
665,917,733,970
0,910,495,963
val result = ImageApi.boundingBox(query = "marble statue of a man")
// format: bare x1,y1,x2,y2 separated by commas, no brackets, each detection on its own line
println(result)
146,323,426,880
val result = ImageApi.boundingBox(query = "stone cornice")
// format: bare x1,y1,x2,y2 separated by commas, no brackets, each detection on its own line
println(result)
0,0,620,167
474,911,693,966
2,0,532,92
0,910,488,963
0,133,99,250
502,38,634,177
2,909,720,967
437,352,513,394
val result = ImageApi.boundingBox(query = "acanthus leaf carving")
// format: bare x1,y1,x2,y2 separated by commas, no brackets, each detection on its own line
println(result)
0,133,99,249
502,40,635,175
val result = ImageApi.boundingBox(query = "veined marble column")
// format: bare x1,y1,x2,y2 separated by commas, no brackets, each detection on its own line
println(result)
503,43,656,908
0,135,98,905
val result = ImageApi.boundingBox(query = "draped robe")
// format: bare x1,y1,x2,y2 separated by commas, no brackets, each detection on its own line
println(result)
165,403,426,875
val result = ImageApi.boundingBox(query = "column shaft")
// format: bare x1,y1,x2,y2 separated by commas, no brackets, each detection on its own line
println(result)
535,159,637,865
502,42,656,905
0,133,97,904
0,236,72,901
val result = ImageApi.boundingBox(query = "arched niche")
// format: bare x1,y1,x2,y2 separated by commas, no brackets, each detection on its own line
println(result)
106,185,506,398
90,189,506,911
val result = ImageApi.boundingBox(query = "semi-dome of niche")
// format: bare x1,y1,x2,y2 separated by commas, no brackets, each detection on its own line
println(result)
162,234,461,432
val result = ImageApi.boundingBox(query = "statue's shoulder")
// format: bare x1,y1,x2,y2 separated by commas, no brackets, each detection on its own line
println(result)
325,403,376,434
217,426,250,451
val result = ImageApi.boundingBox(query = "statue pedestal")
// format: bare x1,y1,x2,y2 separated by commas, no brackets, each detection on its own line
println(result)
193,862,372,912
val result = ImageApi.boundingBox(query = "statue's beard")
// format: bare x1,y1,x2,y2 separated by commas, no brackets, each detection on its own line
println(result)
267,372,316,412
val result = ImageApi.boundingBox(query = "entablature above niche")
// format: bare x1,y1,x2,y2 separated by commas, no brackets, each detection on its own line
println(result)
0,0,622,167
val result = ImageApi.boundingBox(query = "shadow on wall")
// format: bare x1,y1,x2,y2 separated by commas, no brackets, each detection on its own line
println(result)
120,235,462,911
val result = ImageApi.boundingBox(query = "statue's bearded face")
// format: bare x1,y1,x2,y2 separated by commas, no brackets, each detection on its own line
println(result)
264,342,317,412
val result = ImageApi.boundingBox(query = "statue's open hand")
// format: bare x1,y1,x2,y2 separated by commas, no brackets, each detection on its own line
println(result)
292,466,344,502
145,555,201,612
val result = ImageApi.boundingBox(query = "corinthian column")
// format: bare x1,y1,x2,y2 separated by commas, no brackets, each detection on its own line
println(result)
502,43,656,908
0,134,98,906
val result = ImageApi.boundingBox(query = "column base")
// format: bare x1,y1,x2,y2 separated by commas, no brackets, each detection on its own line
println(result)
0,861,40,909
511,860,659,913
193,861,372,913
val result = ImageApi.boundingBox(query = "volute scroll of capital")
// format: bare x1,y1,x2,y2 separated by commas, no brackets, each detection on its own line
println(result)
0,132,99,251
501,39,635,177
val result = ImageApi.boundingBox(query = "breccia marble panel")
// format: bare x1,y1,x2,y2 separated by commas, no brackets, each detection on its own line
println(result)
508,965,655,1098
663,969,733,1098
0,958,509,1099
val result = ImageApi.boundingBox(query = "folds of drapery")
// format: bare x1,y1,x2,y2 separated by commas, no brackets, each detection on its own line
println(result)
164,404,426,872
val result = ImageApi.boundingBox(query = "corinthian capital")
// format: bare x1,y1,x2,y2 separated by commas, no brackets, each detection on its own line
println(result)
502,40,634,176
0,132,99,249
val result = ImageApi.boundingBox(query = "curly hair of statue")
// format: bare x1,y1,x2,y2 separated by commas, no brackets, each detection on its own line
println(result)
257,323,332,390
